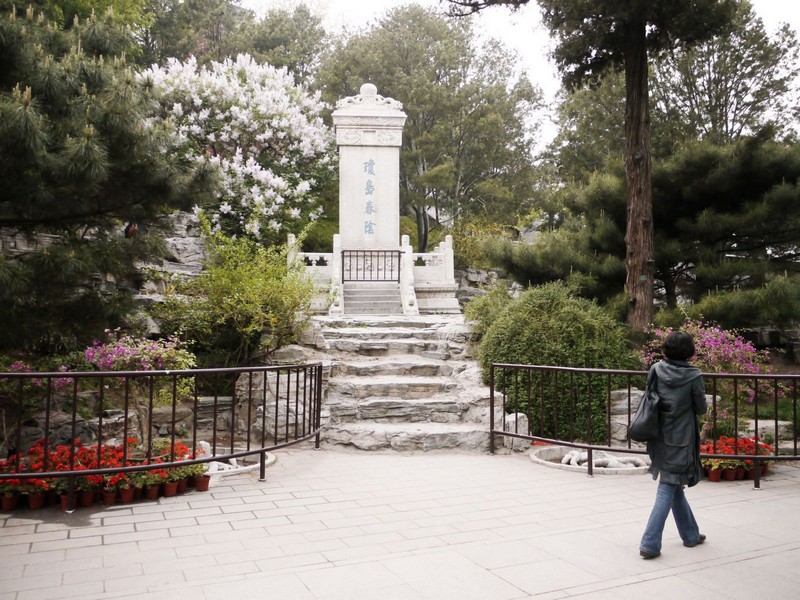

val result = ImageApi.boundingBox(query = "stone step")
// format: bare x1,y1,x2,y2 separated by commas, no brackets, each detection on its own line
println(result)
321,421,492,452
315,315,464,330
344,288,401,296
331,357,452,377
327,375,457,399
327,395,467,423
323,327,451,341
327,338,453,358
344,304,403,313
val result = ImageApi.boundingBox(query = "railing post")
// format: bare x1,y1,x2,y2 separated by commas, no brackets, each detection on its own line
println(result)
490,364,496,454
330,234,343,315
315,364,322,450
259,450,266,482
444,234,455,281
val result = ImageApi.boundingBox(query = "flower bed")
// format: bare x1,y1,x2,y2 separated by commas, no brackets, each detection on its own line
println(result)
700,435,774,481
0,438,210,512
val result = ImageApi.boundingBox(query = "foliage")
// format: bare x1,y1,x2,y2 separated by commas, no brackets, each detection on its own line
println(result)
449,217,510,270
463,281,514,338
138,0,253,66
652,1,799,146
642,319,781,440
142,54,334,245
450,0,736,331
81,329,196,404
0,8,213,354
700,435,774,471
0,437,199,497
494,134,800,319
236,4,326,84
474,281,639,443
0,0,152,30
655,277,800,330
316,4,541,251
154,219,316,366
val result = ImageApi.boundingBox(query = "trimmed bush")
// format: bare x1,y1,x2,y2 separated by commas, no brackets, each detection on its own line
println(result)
473,282,639,443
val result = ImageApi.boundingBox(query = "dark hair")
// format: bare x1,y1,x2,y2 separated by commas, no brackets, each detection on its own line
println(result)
663,331,695,361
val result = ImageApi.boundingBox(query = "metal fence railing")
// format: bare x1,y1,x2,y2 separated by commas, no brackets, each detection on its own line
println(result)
490,363,799,488
0,363,323,509
341,249,402,282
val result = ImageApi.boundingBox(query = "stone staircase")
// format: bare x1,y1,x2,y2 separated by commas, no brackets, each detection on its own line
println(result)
307,315,496,452
342,282,403,315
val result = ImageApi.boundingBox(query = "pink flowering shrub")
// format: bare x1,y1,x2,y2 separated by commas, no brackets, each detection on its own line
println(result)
84,330,196,373
643,320,786,439
642,320,768,377
83,331,197,405
6,361,74,392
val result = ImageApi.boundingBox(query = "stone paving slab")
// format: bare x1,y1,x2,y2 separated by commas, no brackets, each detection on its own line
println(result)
2,447,800,599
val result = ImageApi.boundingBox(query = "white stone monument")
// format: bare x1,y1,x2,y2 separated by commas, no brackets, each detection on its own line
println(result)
331,83,405,249
289,83,460,316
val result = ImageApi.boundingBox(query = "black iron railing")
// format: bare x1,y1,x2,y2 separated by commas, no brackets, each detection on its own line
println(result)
341,249,401,282
0,363,323,507
489,363,800,488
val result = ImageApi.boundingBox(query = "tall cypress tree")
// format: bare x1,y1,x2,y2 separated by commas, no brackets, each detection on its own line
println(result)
449,0,736,331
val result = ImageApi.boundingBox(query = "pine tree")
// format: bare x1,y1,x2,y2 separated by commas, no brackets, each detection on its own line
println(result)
0,8,213,353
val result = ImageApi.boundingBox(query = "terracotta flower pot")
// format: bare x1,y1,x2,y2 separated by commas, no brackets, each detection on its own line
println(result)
735,466,746,480
118,487,135,504
193,474,211,492
722,468,737,481
144,485,160,500
162,481,178,497
176,477,188,494
60,494,73,512
79,489,95,507
102,489,116,506
1,493,20,512
26,492,46,510
707,468,723,482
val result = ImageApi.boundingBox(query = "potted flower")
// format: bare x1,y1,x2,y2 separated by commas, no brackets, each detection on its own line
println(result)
140,468,168,500
20,478,51,509
186,463,211,492
700,457,727,482
0,477,22,511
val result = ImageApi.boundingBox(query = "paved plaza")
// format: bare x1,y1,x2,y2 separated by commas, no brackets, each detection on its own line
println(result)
2,446,800,600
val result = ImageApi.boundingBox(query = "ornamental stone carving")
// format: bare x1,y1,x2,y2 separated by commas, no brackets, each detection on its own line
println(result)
335,83,403,111
332,83,406,149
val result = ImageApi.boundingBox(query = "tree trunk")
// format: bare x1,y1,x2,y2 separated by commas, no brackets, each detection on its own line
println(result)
414,206,429,252
623,17,655,332
660,267,678,309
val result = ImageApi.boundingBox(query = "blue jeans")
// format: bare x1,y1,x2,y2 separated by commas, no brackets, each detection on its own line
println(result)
640,481,701,555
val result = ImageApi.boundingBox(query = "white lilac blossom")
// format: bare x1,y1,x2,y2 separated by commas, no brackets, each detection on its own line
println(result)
140,54,334,244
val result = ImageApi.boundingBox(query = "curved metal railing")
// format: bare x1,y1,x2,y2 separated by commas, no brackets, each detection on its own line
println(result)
490,363,800,488
0,363,323,507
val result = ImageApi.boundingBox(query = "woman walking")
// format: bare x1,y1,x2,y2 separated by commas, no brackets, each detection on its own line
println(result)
640,331,707,559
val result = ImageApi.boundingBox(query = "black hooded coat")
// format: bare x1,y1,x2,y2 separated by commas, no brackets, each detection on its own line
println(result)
646,359,706,487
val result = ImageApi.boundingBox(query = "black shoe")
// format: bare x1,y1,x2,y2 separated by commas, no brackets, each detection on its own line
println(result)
685,534,706,548
640,549,660,559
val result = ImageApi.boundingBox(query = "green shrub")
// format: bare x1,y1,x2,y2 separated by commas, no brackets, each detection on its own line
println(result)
153,219,316,366
477,282,639,443
449,217,510,269
464,281,514,338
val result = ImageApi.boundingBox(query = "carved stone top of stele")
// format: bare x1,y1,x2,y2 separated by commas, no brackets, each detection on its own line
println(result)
333,83,405,116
